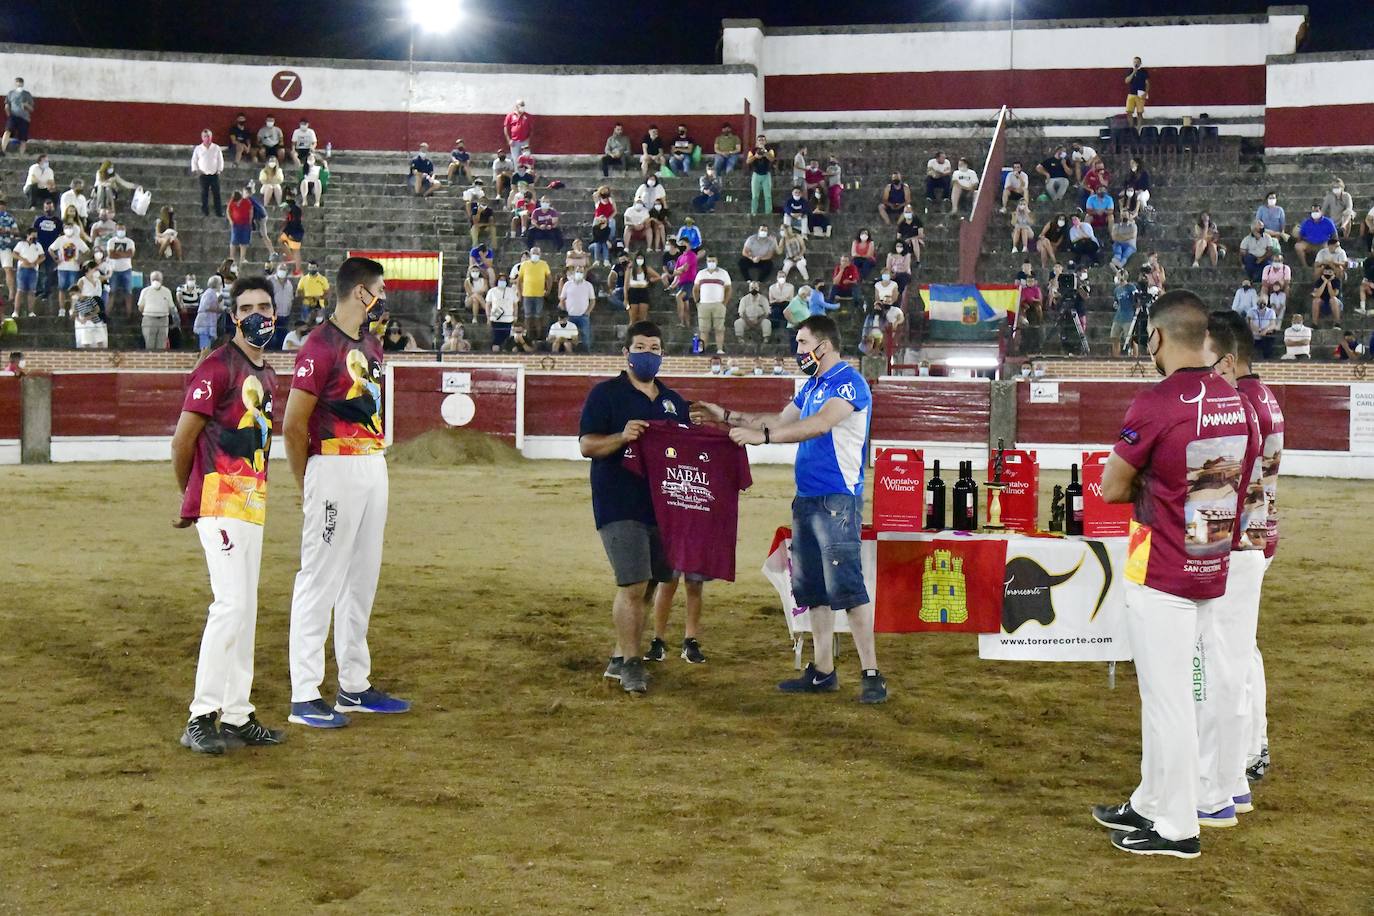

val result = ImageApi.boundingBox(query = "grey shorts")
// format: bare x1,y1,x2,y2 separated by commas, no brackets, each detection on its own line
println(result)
598,520,673,587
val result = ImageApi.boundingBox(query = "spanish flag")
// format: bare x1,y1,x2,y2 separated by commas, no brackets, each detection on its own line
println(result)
346,250,441,291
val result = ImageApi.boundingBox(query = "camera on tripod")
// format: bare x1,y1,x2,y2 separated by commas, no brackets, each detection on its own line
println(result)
1129,272,1158,351
1054,261,1091,355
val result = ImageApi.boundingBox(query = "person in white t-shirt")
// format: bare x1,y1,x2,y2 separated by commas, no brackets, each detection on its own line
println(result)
1001,161,1030,212
11,230,45,318
692,256,732,355
104,226,136,316
547,311,580,353
283,320,310,351
485,276,519,350
59,179,89,224
558,270,595,351
47,226,89,316
291,119,317,164
1281,312,1311,359
950,159,979,215
925,152,953,208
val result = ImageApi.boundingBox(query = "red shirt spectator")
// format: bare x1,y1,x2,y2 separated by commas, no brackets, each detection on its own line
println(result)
1084,163,1111,195
504,101,532,154
832,259,860,295
228,196,254,226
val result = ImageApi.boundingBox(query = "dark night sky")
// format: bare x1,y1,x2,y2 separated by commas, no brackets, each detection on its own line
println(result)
3,1,1368,65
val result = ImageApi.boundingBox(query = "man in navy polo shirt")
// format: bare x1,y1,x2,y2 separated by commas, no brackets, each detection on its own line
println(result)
1293,203,1337,271
693,314,886,703
579,320,690,696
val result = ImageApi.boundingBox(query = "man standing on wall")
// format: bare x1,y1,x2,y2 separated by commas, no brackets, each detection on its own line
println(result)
1,77,35,155
1124,57,1150,132
504,100,532,163
283,256,410,728
691,315,886,704
1091,290,1252,858
170,276,285,754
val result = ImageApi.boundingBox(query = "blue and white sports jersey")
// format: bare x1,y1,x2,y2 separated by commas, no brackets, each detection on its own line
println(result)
792,362,872,498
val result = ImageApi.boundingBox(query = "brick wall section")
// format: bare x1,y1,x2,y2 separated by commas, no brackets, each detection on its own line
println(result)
13,350,1368,384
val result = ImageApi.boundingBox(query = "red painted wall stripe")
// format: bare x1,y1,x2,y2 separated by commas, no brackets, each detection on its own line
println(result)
765,64,1265,113
1265,103,1374,149
31,99,745,154
0,376,20,439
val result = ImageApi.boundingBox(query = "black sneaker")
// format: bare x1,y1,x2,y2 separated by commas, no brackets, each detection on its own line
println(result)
859,669,887,704
1110,828,1201,859
680,638,706,664
644,638,667,662
220,714,286,748
1247,744,1271,782
620,657,648,694
778,662,838,694
603,656,624,682
1092,801,1153,832
179,713,225,755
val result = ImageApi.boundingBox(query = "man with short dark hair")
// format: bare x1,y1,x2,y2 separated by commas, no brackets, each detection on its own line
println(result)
1124,56,1150,131
691,315,885,703
228,112,258,163
579,321,691,695
601,123,631,177
712,123,741,174
170,275,285,754
1091,290,1254,859
668,124,695,176
640,125,666,179
283,256,410,728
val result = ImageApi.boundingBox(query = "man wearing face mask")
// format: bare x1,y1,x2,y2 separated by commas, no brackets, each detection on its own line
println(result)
137,270,175,350
1293,202,1337,271
170,276,284,754
267,262,297,349
1091,290,1254,859
297,260,329,317
283,256,409,728
692,315,885,704
559,268,595,351
579,321,691,694
693,255,731,355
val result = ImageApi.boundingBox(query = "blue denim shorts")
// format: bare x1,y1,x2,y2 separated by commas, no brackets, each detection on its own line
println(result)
790,493,869,611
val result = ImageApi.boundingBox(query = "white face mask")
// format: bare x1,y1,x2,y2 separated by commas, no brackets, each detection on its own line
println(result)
150,279,162,288
758,229,768,237
881,274,890,282
276,269,288,278
859,233,869,241
1267,197,1276,205
115,230,126,238
1312,212,1321,220
1057,219,1066,227
65,227,77,236
707,261,718,270
497,280,507,287
572,272,583,283
1332,188,1341,195
530,254,540,262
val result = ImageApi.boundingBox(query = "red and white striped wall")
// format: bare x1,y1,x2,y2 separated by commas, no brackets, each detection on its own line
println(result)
0,43,759,153
725,10,1305,129
1266,52,1374,152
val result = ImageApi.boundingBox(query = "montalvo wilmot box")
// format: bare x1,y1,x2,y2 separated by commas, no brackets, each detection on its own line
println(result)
1082,450,1133,537
986,448,1038,533
872,448,925,532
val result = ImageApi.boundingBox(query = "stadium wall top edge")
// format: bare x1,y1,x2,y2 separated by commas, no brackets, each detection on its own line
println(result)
724,7,1308,37
0,42,758,77
1267,48,1374,65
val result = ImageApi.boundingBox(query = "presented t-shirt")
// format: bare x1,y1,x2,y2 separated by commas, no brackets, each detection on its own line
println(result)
1237,375,1284,558
792,362,872,499
579,373,690,529
180,342,277,524
291,319,385,456
1231,390,1266,552
623,422,752,581
1113,367,1253,599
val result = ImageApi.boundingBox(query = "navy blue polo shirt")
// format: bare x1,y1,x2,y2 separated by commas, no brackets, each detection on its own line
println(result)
579,372,690,529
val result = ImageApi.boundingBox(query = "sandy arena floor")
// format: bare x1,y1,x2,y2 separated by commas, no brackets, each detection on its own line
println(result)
2,450,1371,914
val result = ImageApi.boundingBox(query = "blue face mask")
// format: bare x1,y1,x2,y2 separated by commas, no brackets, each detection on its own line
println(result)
627,351,662,382
237,312,275,348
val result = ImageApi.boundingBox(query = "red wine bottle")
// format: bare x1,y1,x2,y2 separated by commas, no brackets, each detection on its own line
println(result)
925,460,946,530
953,460,979,531
1066,462,1084,536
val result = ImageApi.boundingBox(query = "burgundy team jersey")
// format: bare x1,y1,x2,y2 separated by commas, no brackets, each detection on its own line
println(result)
1113,368,1253,600
1237,375,1284,558
623,422,752,581
1231,390,1266,553
180,343,277,525
291,320,385,456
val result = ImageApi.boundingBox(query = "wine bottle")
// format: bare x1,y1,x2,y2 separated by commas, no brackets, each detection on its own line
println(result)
954,460,979,531
1066,462,1084,536
925,460,946,530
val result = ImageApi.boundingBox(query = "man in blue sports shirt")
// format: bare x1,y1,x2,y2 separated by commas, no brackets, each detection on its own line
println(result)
692,314,886,703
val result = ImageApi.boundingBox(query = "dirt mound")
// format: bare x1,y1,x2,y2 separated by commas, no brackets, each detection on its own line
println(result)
387,428,525,467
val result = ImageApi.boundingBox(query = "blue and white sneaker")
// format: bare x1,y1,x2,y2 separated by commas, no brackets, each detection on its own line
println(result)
288,699,350,729
335,687,411,715
778,662,839,694
1232,793,1254,814
1197,805,1238,828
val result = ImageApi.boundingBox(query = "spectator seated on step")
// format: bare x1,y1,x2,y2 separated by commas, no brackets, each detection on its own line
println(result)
894,205,924,260
830,255,864,308
409,143,438,197
1281,313,1310,359
640,125,666,179
781,186,810,236
1313,236,1348,282
804,159,825,196
711,123,741,174
1036,146,1072,202
1311,263,1342,327
1239,221,1272,283
1000,161,1029,212
924,151,953,207
1254,191,1288,242
1294,203,1337,270
446,139,471,183
692,167,721,214
668,124,695,176
1231,278,1258,318
734,280,772,344
1261,253,1290,319
525,195,563,252
547,311,580,353
1085,187,1114,233
1067,214,1101,265
601,123,632,177
229,112,259,163
1322,178,1355,238
878,171,911,225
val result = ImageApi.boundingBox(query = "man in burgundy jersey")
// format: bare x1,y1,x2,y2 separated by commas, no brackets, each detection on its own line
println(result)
623,421,752,665
1223,311,1285,785
170,276,285,754
1091,290,1252,859
1194,311,1265,829
283,256,410,728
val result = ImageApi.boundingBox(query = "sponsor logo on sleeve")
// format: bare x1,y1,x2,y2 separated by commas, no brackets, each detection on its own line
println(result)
296,358,315,379
192,380,213,401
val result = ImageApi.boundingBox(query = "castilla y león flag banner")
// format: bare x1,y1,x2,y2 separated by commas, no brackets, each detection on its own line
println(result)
874,537,1008,633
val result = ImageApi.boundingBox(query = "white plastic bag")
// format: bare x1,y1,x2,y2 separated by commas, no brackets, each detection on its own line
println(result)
131,186,152,216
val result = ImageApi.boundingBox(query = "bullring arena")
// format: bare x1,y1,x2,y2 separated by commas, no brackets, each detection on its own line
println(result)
3,5,1374,914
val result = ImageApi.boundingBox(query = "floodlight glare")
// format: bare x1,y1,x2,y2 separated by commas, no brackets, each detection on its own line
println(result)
407,0,461,34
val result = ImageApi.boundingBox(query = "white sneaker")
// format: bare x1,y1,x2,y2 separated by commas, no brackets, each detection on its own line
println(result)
58,308,66,317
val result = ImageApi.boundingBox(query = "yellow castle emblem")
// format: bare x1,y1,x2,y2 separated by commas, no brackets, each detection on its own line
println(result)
919,549,968,624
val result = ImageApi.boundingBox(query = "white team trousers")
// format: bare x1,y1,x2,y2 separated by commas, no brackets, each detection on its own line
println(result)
1125,580,1207,841
1247,556,1272,766
289,453,389,703
190,517,263,727
1196,550,1267,812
